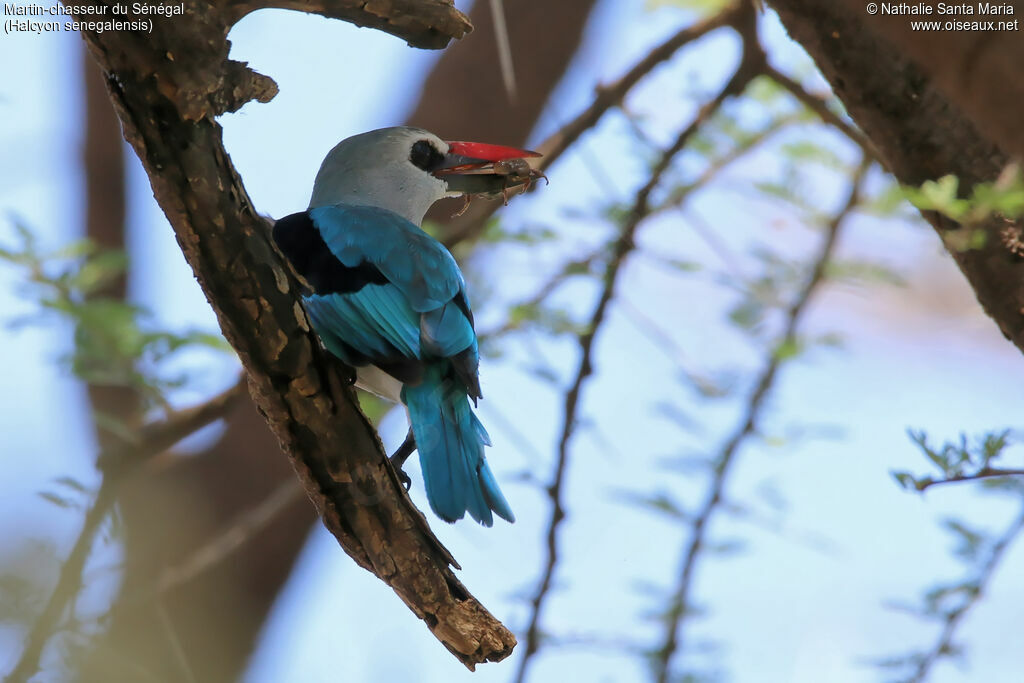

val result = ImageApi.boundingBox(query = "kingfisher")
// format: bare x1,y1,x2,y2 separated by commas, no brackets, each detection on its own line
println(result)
272,127,542,526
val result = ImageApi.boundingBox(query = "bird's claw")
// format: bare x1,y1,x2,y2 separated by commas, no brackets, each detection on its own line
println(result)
393,466,412,491
388,428,417,491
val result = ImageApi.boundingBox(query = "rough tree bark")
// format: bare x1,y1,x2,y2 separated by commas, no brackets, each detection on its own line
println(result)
770,0,1024,354
838,0,1024,162
78,0,599,678
69,0,520,673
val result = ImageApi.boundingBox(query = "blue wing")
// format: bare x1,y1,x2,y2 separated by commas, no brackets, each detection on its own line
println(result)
275,204,510,524
304,204,480,393
310,204,466,313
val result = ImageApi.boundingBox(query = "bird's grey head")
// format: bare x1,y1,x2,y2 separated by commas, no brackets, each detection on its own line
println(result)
308,127,450,225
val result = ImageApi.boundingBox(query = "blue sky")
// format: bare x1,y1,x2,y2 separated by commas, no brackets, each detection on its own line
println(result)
2,2,1023,682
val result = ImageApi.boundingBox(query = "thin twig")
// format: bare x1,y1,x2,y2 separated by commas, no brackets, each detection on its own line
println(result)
760,62,877,159
442,4,743,248
478,251,601,341
914,468,1024,492
618,297,694,372
488,0,517,101
5,379,245,683
652,157,870,683
532,5,742,169
155,479,303,595
648,111,797,219
514,49,760,683
907,501,1024,683
155,598,198,683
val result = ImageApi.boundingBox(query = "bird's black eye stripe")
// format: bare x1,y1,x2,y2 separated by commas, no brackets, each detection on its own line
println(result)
410,139,445,171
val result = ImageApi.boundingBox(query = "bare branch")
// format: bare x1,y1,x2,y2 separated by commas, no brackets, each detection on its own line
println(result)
760,62,876,158
440,3,745,248
532,5,743,171
155,480,304,595
6,381,246,683
834,0,1024,162
907,503,1024,683
513,14,763,677
488,0,517,100
224,0,471,48
71,0,516,668
477,250,601,341
769,0,1024,357
652,157,871,683
913,468,1024,492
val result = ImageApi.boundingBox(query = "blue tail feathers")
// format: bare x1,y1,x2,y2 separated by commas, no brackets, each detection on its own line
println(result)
402,366,514,526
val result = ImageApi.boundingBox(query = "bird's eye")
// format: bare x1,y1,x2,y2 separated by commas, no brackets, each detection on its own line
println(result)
410,140,445,171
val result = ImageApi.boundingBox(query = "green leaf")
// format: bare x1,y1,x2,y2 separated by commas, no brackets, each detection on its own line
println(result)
773,337,803,361
910,175,968,220
891,471,917,491
942,518,986,561
617,490,689,520
37,491,75,510
53,476,90,494
72,250,128,295
728,299,763,332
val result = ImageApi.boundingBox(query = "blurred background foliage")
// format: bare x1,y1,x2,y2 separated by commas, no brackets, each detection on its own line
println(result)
1,1,1023,682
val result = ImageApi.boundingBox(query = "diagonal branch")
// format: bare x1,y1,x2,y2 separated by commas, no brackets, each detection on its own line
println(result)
907,501,1024,683
513,16,763,678
652,157,871,683
71,0,516,669
834,0,1024,162
531,4,743,172
769,0,1024,357
759,62,876,159
6,380,246,683
440,3,745,248
913,468,1024,492
155,479,304,596
225,0,472,48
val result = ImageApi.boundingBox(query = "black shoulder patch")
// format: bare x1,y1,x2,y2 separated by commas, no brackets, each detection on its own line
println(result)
452,289,474,327
273,211,389,295
450,346,482,402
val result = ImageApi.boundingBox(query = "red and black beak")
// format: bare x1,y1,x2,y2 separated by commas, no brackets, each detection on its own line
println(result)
433,141,545,199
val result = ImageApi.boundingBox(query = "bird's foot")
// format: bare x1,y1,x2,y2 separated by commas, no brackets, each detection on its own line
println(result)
392,466,412,491
389,428,417,491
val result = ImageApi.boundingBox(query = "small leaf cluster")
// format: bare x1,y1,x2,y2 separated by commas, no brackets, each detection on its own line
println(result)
892,429,1018,492
903,167,1024,250
0,221,230,410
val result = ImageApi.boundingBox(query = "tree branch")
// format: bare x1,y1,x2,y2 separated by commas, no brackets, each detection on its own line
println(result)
225,0,472,49
154,479,304,595
513,11,763,677
913,468,1024,492
70,0,516,669
532,4,743,172
651,157,869,683
769,0,1024,356
907,502,1024,683
836,0,1024,162
759,61,876,158
440,3,744,248
407,0,600,245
